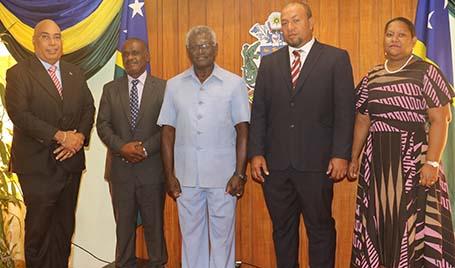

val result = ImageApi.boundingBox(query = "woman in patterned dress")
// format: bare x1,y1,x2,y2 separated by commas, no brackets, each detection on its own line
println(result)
348,17,455,268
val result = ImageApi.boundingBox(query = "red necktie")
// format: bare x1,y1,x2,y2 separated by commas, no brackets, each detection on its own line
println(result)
48,65,63,98
291,50,301,89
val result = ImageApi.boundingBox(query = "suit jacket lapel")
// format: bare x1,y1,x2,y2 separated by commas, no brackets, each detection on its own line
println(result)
135,74,156,127
61,62,77,113
293,40,323,95
119,77,133,128
28,57,62,104
277,46,293,94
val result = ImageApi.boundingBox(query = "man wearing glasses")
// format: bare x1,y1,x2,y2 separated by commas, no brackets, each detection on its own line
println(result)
5,19,95,268
158,25,250,268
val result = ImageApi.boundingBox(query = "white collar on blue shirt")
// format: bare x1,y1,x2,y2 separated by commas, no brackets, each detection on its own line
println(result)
127,70,147,86
38,56,60,72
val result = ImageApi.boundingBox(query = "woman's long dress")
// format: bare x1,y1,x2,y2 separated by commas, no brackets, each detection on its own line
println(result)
351,59,455,268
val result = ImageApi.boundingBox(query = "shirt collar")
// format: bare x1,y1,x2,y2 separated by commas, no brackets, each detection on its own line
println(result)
288,37,315,56
183,64,223,82
127,71,147,85
38,57,60,72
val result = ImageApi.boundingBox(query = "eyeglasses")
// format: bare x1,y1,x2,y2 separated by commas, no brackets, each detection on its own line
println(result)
188,43,215,51
38,34,61,43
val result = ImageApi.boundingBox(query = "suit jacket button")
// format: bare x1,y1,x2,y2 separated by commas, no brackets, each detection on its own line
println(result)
290,102,295,107
290,124,295,128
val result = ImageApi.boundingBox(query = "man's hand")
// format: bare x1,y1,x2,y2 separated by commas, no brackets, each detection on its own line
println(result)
250,155,269,183
166,175,182,200
225,174,246,198
347,158,360,181
120,141,146,163
53,146,75,161
63,131,84,153
135,143,148,157
54,130,84,153
326,157,348,181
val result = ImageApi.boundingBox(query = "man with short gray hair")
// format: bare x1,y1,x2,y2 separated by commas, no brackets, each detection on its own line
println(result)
158,25,250,267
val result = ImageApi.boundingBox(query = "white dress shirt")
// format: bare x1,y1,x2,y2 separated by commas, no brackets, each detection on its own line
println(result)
288,37,315,72
127,70,147,109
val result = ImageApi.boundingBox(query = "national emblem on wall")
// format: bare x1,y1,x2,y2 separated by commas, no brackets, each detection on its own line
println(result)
241,12,286,103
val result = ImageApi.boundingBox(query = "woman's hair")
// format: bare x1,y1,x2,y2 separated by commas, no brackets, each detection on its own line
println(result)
384,17,416,37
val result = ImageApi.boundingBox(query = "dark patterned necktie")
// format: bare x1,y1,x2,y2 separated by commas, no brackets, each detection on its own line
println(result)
130,79,139,129
291,50,302,89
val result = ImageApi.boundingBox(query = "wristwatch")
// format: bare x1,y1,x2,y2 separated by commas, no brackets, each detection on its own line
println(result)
233,171,247,181
425,160,440,168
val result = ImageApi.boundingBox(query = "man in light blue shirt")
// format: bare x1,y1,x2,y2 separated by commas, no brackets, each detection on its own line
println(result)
157,25,250,268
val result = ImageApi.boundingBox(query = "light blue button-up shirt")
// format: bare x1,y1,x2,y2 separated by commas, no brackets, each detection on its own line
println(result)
157,64,250,188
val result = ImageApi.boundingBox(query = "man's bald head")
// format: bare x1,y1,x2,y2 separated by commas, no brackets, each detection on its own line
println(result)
33,19,62,65
282,1,312,19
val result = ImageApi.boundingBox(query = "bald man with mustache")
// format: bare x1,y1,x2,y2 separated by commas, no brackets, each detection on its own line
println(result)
5,19,95,267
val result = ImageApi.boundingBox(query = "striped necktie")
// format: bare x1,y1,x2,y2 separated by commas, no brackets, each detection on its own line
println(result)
291,50,302,89
130,79,140,130
48,65,63,98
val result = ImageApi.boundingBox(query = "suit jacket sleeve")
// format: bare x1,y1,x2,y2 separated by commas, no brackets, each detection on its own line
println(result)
96,84,126,153
143,130,160,156
142,79,166,155
5,66,58,145
76,70,95,146
331,50,355,160
247,57,269,159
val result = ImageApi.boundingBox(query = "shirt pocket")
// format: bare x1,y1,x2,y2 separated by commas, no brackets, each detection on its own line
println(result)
204,96,234,147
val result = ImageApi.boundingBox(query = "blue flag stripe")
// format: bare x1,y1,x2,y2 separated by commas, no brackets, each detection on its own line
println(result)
415,0,453,84
115,0,149,78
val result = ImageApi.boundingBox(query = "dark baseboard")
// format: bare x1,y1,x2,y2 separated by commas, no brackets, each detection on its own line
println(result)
103,259,241,267
102,259,148,268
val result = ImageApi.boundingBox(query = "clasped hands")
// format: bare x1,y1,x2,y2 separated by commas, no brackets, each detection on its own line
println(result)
120,141,147,163
53,130,85,161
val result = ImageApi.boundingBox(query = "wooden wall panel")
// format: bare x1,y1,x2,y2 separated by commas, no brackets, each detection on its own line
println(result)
139,1,418,267
334,1,360,266
394,0,418,21
359,0,380,82
146,0,160,76
162,0,180,79
339,0,360,90
318,0,339,46
188,0,207,33
177,0,190,71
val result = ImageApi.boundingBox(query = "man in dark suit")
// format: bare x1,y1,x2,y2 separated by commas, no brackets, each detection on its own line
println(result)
4,19,95,268
248,2,355,267
97,38,167,268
